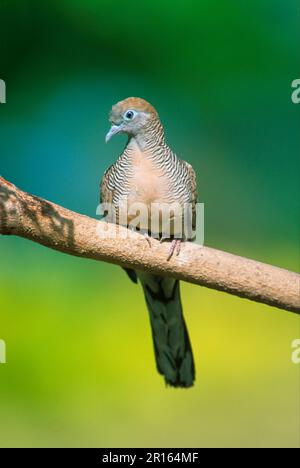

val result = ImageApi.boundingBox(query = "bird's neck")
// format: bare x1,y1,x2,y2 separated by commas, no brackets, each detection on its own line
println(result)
127,120,165,154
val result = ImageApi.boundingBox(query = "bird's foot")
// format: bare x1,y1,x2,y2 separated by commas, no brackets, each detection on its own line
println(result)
167,239,182,261
143,232,152,248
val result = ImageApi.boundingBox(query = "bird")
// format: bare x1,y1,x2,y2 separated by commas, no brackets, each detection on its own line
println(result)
100,97,197,387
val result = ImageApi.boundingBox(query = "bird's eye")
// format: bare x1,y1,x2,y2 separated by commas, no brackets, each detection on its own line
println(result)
124,110,136,120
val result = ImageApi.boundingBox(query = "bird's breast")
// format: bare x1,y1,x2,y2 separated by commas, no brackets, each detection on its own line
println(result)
127,148,170,206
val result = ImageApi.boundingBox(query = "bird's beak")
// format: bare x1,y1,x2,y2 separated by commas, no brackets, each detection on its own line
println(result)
105,124,123,143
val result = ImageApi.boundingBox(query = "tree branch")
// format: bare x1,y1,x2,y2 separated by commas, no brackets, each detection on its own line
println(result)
0,176,299,314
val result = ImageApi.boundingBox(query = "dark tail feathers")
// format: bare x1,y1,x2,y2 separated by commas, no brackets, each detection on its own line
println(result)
139,273,195,388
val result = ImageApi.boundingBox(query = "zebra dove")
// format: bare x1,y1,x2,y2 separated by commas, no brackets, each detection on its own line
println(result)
101,97,197,387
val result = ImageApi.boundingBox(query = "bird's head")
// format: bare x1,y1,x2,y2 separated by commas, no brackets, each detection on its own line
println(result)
105,97,159,143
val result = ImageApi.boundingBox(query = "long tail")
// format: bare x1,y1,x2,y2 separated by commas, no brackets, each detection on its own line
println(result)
138,272,195,388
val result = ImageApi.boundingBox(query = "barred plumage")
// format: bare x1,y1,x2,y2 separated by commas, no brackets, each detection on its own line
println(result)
101,97,197,387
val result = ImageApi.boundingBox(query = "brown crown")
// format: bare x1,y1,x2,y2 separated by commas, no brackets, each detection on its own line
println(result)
110,97,158,122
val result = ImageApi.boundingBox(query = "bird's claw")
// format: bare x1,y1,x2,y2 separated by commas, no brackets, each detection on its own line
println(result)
167,239,182,261
144,233,152,248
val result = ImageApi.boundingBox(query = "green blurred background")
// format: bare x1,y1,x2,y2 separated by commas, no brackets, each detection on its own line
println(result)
0,0,299,448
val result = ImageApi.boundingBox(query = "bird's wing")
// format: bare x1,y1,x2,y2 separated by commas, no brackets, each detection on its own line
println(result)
183,161,197,234
100,164,114,205
100,164,138,284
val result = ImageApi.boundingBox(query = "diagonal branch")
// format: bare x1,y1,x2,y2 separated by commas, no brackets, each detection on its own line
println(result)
0,175,299,314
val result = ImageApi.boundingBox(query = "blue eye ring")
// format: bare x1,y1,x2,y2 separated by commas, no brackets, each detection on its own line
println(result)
124,110,136,120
